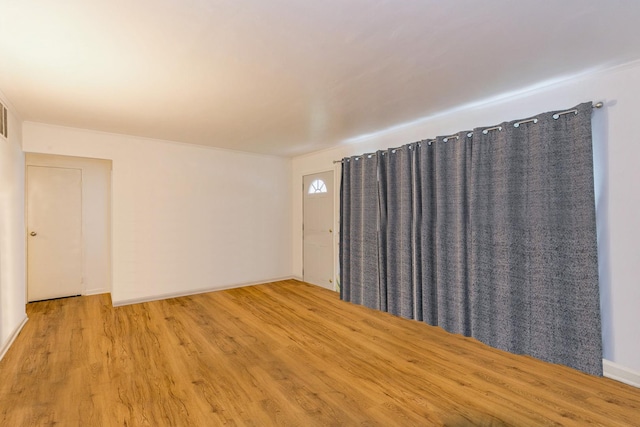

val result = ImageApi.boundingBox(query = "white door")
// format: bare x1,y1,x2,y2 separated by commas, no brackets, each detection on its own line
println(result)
27,166,83,302
303,171,334,289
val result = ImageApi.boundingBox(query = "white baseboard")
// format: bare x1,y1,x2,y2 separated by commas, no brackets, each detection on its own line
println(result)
603,359,640,388
112,276,297,307
84,289,109,296
0,315,29,362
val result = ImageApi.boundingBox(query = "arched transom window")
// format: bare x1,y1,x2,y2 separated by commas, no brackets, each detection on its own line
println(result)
308,179,327,194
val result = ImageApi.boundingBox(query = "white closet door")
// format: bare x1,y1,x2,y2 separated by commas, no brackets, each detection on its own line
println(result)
27,166,83,302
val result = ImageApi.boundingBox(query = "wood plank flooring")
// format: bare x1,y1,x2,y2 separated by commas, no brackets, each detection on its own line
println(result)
1,279,639,426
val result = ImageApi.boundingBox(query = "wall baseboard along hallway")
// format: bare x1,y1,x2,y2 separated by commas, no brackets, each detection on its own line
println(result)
111,276,298,307
0,316,28,363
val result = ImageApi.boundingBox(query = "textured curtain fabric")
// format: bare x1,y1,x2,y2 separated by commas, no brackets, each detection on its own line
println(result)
339,155,380,309
339,102,602,375
379,146,414,318
469,102,601,375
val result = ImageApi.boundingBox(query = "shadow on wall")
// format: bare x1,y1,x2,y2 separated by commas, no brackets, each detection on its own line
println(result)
593,100,614,360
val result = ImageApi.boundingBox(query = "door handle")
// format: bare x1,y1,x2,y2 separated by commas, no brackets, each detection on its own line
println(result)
30,231,37,236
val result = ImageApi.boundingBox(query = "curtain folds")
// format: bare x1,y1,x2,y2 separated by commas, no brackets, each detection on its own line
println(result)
340,155,380,309
339,102,602,376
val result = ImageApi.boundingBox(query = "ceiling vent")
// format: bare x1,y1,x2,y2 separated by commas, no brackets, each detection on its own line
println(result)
0,101,7,139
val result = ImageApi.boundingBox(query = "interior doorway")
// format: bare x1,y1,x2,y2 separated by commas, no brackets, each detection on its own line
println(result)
26,153,112,301
303,171,335,290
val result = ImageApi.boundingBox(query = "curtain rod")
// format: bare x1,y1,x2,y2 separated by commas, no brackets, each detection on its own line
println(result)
332,101,604,164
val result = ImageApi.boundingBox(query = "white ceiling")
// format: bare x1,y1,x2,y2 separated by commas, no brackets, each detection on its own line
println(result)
2,1,640,157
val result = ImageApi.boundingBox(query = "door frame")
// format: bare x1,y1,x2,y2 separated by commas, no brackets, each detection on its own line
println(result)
25,153,113,303
301,167,339,291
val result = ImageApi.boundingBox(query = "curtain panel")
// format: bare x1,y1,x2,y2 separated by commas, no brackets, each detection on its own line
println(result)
339,102,602,376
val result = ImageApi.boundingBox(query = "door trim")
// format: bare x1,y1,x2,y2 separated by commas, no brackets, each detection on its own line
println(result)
25,153,113,302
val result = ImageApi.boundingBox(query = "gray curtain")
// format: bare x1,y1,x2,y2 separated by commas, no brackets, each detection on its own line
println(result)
340,154,380,309
339,102,602,376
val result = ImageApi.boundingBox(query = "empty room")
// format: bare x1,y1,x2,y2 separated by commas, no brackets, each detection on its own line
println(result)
1,1,640,425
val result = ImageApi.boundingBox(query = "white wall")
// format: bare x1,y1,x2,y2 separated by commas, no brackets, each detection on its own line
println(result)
0,95,27,360
23,124,292,305
26,154,112,295
292,60,640,376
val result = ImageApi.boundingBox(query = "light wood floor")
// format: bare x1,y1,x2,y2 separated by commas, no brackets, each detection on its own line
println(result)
1,280,639,426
